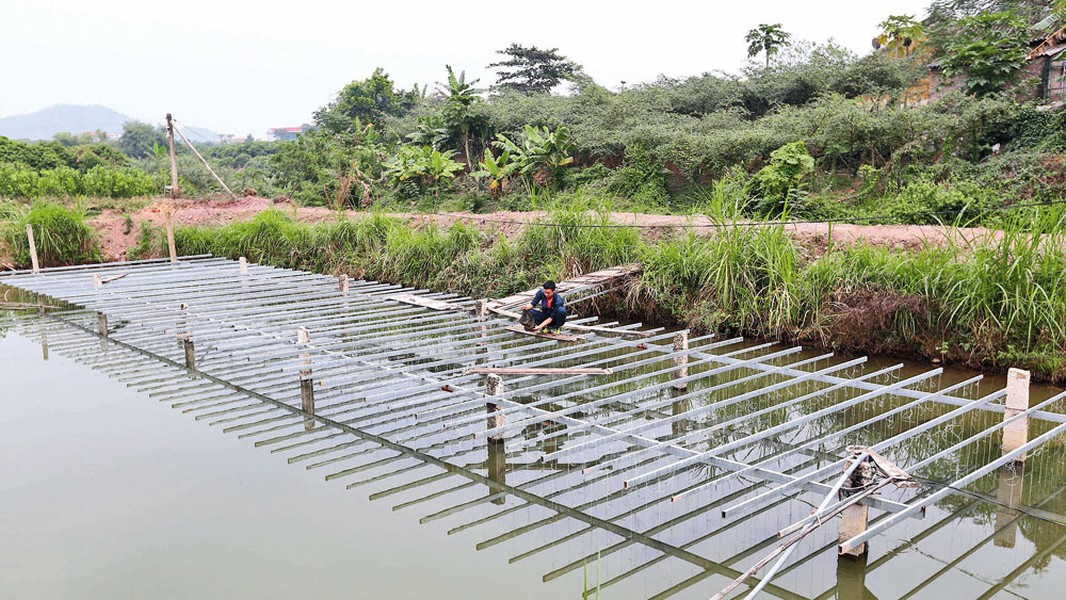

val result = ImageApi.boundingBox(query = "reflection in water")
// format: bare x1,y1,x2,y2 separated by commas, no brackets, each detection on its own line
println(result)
3,307,1066,600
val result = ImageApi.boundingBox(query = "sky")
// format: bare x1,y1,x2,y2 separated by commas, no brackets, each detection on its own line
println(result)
1,0,932,138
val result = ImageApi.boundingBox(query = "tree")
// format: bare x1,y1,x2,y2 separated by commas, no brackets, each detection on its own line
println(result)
875,15,926,58
488,44,582,94
313,68,423,133
940,11,1031,97
437,65,487,170
118,121,168,160
746,24,792,68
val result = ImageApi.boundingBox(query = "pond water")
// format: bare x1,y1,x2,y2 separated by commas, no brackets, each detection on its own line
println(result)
2,308,1066,600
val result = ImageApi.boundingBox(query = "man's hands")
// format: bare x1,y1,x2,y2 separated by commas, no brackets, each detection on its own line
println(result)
522,303,533,311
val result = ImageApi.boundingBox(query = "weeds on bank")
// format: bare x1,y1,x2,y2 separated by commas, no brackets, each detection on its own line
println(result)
0,200,100,267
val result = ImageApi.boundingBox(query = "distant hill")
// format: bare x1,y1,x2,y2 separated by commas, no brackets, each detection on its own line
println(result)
0,104,222,142
0,105,131,140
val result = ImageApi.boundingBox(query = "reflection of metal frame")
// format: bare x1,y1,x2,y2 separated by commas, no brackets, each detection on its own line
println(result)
5,256,1066,600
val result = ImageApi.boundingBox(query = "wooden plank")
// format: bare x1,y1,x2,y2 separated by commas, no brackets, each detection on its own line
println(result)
504,325,585,342
463,367,613,376
388,293,465,311
486,306,651,337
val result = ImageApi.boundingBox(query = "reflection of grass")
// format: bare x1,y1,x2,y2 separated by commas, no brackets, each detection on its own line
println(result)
582,549,601,600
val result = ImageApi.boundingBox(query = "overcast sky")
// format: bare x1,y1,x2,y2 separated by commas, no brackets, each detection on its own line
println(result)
2,0,931,138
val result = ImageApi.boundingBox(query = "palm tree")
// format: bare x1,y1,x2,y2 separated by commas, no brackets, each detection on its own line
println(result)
745,23,791,68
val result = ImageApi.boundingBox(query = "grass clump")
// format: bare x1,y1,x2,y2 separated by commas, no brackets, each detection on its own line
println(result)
1,201,101,267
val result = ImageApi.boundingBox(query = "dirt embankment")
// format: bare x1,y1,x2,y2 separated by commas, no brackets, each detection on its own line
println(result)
92,196,1000,261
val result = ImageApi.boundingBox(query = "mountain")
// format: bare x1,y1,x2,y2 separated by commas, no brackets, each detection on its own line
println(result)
0,105,223,142
0,105,132,140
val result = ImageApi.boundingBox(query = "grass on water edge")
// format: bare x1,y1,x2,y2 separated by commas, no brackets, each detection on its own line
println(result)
2,196,1064,382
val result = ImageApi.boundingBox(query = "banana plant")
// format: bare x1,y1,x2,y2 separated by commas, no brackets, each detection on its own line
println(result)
471,148,515,198
494,125,575,188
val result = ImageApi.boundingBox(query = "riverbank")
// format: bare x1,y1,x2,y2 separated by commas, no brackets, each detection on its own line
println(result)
166,205,1065,384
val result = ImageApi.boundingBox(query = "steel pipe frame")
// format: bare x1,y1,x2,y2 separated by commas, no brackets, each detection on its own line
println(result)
255,331,688,460
722,380,999,521
4,315,869,600
646,337,1066,425
840,389,1066,554
459,342,791,438
0,254,216,278
537,352,848,463
558,362,899,488
618,368,946,491
249,329,667,450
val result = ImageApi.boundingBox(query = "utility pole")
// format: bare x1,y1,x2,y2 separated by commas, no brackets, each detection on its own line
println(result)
166,113,180,198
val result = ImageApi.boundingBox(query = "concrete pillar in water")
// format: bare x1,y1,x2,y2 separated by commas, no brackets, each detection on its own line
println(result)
835,551,872,598
239,256,248,275
1002,368,1031,461
672,330,689,390
994,463,1026,548
97,312,108,337
487,437,507,506
839,458,873,559
298,327,315,430
338,274,349,293
486,374,505,443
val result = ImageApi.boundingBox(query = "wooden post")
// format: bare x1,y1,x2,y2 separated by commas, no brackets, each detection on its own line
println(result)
239,257,248,275
1003,368,1031,461
338,274,349,293
177,302,194,369
25,224,40,274
298,327,315,429
486,374,505,443
97,312,108,337
839,457,873,558
672,330,689,390
164,209,178,264
166,113,180,199
177,333,195,369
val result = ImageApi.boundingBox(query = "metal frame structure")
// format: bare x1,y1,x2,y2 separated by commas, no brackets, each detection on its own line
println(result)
4,255,1066,599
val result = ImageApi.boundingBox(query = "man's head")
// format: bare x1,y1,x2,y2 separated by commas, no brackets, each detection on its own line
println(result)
542,280,556,297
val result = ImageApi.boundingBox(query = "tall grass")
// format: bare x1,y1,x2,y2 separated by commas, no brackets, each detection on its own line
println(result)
171,199,1066,381
1,201,101,267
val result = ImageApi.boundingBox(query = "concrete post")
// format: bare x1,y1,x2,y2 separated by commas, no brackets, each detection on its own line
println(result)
298,327,315,430
239,256,248,275
673,330,689,390
97,312,108,337
1003,368,1031,461
839,458,873,558
338,274,349,293
486,374,505,444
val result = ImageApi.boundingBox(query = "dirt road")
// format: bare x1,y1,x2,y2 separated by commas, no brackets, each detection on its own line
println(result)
91,196,999,261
